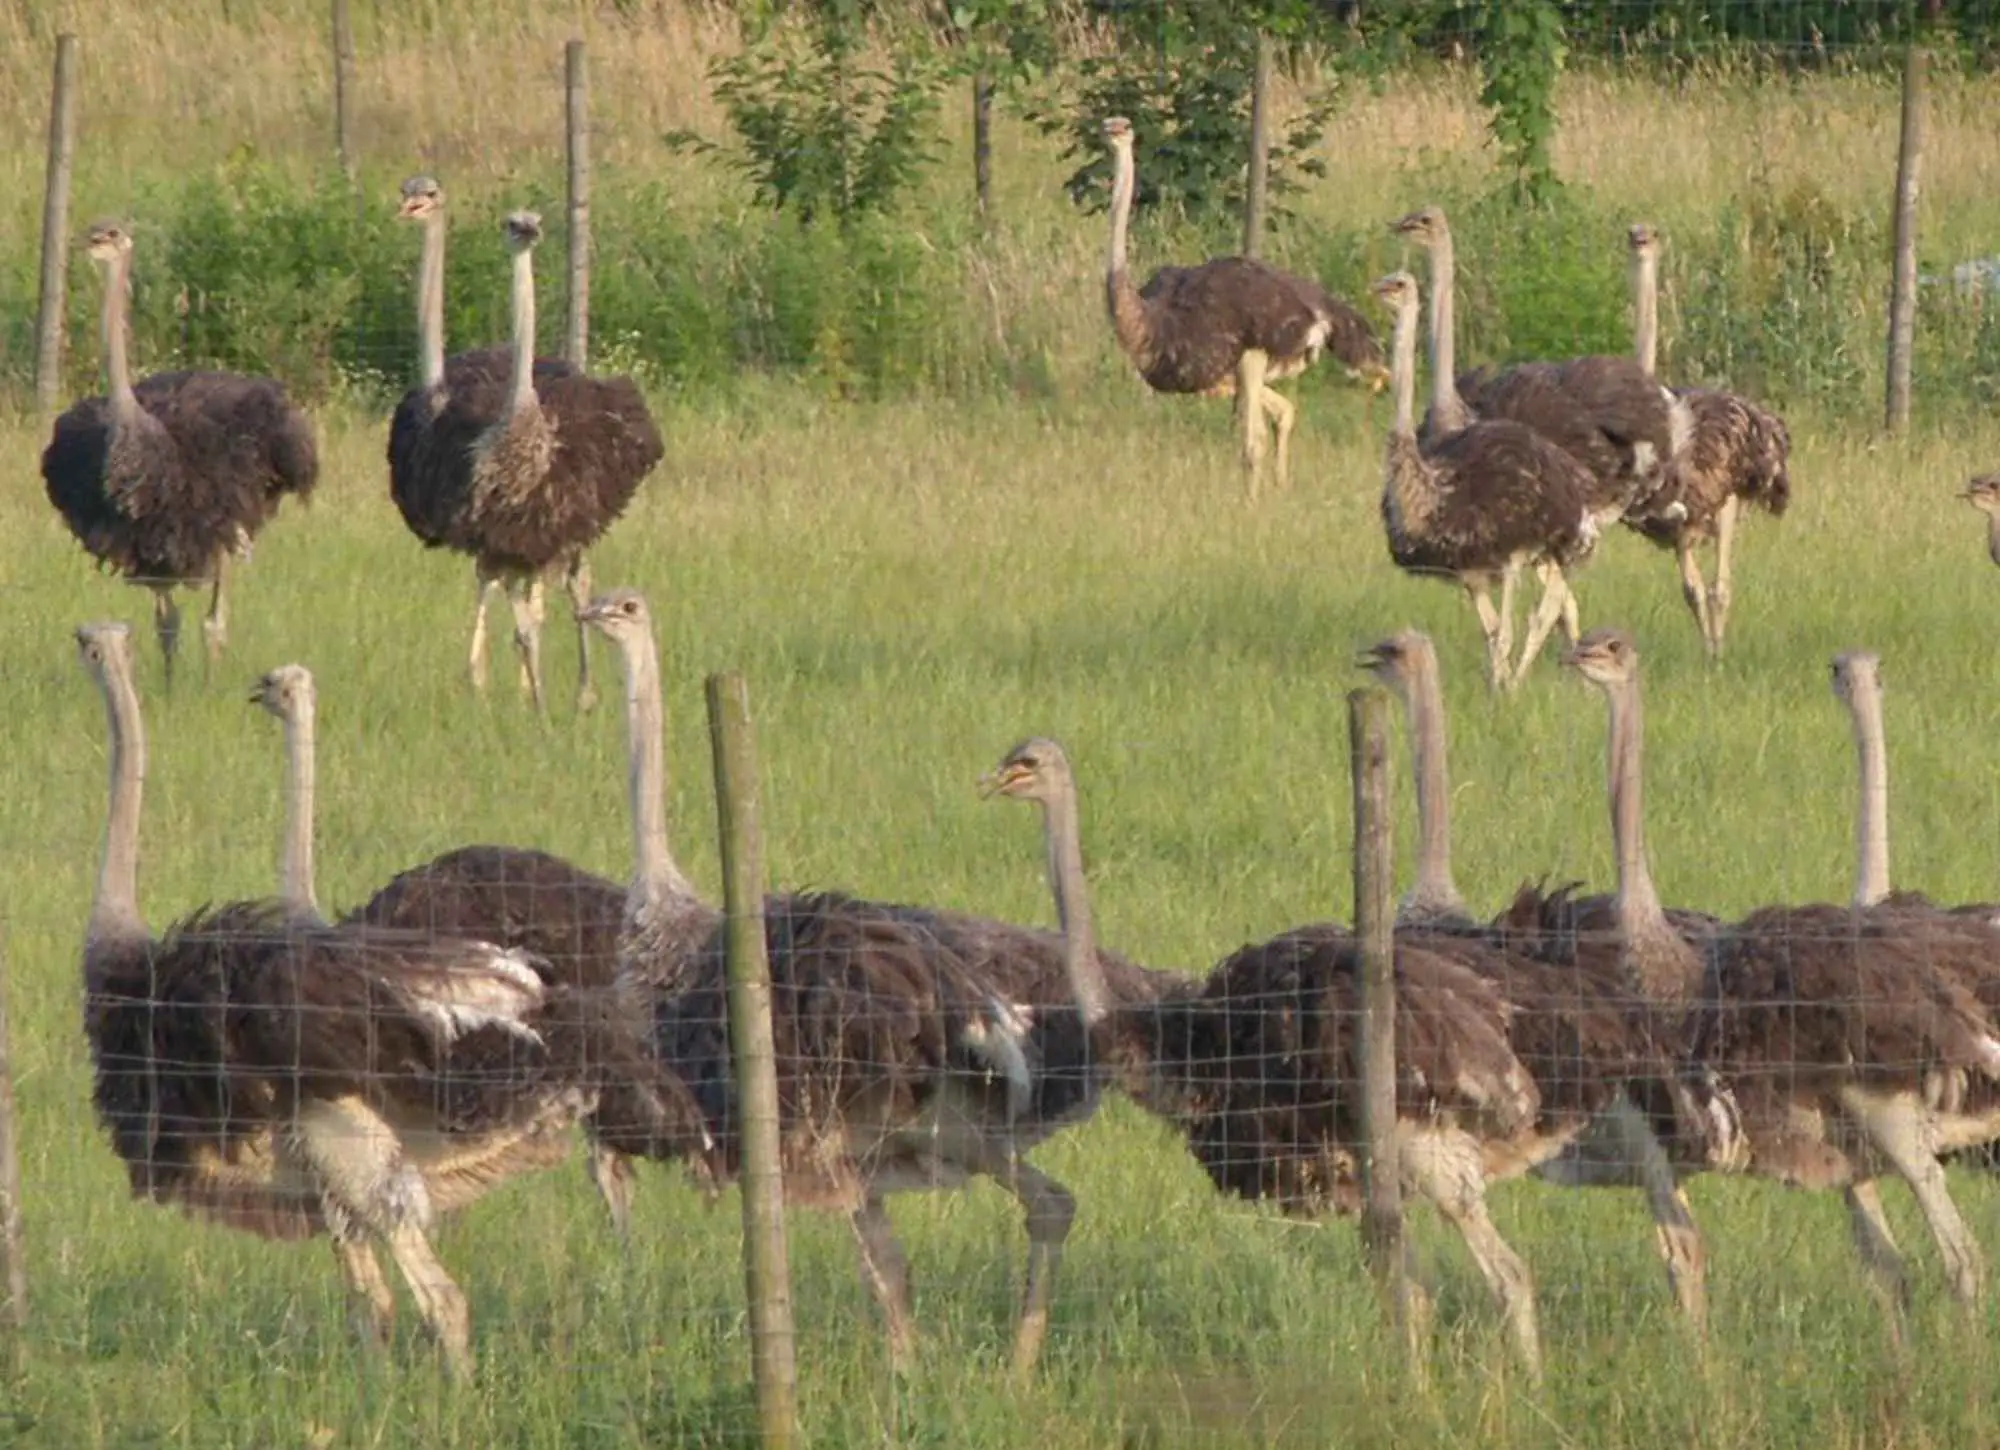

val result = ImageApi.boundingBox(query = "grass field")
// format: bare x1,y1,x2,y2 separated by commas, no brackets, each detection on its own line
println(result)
10,4,2000,1445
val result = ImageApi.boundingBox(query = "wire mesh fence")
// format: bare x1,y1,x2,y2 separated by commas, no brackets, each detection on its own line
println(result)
10,2,2000,1446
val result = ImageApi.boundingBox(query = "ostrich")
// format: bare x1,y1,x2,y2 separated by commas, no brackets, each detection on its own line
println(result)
580,593,1105,1378
387,191,662,713
1390,204,1685,524
985,734,1715,1378
1373,269,1600,692
249,664,321,919
1622,223,1791,657
1961,474,2000,565
43,222,317,684
73,622,709,1377
1101,116,1384,500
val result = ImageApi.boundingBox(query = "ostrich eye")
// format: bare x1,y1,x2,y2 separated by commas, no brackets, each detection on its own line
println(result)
621,599,639,616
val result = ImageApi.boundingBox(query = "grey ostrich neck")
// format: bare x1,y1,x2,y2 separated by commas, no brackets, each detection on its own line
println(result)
1104,143,1151,369
416,211,447,390
1038,770,1113,1029
1399,648,1464,918
279,699,320,918
1845,676,1891,909
506,244,538,414
89,653,147,946
1383,292,1436,534
616,627,697,917
1602,672,1694,998
1424,232,1471,434
101,248,139,423
1632,247,1660,379
1389,294,1422,443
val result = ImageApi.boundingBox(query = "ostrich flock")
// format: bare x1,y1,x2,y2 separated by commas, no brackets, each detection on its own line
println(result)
34,116,2000,1393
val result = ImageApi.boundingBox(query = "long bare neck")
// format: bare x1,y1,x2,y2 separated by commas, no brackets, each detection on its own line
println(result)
102,251,139,421
1847,681,1890,908
620,633,697,911
89,660,147,944
1605,679,1666,932
279,705,320,918
1402,652,1463,915
1426,237,1469,433
1105,146,1149,363
1390,298,1421,442
1039,775,1112,1028
417,214,446,389
507,247,538,413
1632,249,1659,378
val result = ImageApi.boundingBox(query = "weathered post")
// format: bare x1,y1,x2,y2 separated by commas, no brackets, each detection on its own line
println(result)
1885,40,1927,435
564,38,591,367
33,33,80,419
332,0,358,184
1242,29,1272,260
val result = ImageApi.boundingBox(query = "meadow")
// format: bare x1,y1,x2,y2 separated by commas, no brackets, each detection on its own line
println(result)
8,3,2000,1446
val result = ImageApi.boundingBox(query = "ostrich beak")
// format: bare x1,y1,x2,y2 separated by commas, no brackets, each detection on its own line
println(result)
977,763,1029,799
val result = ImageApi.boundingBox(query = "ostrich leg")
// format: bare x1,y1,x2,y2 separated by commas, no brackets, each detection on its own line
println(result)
468,563,501,693
151,585,182,688
1707,494,1742,657
1236,348,1270,500
1506,559,1573,691
510,574,549,713
1465,580,1509,691
1674,539,1715,653
1843,1180,1914,1353
1262,387,1297,492
565,552,598,713
851,1194,920,1372
202,552,231,665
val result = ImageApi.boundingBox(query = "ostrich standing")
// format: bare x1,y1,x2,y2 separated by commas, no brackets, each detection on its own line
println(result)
1390,204,1684,524
388,189,661,712
73,623,708,1377
1101,117,1383,499
1623,223,1791,657
1374,270,1600,692
581,593,1104,1377
43,222,317,684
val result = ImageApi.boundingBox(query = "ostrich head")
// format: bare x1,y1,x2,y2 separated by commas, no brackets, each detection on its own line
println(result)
1961,474,2000,514
578,588,652,644
1563,627,1638,690
1628,221,1660,257
398,175,443,222
979,737,1072,804
502,210,543,253
1370,270,1420,317
249,663,315,721
83,220,133,267
1829,650,1882,711
1356,629,1433,693
1390,204,1450,251
75,621,134,682
1101,116,1134,153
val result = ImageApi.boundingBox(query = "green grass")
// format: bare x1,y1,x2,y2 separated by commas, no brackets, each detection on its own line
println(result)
5,380,2000,1448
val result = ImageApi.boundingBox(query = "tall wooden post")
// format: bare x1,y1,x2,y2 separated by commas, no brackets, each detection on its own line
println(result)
1242,30,1272,260
564,39,591,367
706,674,798,1450
973,72,995,220
331,0,358,184
33,33,80,419
0,939,27,1375
1885,41,1927,435
1349,687,1412,1365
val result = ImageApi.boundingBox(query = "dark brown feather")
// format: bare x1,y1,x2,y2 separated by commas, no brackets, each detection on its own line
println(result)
1128,257,1381,394
1383,425,1597,580
1626,389,1791,546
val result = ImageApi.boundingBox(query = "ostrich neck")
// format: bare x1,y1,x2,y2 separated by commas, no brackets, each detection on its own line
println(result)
89,661,147,945
102,250,139,422
619,633,696,915
1104,146,1150,366
280,708,320,918
1604,677,1693,1002
507,248,537,413
1384,298,1437,534
1848,683,1890,908
1390,299,1421,442
1632,250,1660,378
1040,780,1112,1028
417,214,446,390
1403,658,1462,914
1425,238,1470,434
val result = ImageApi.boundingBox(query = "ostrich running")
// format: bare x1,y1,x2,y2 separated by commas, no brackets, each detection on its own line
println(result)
1622,223,1791,657
43,222,317,684
388,188,662,712
1374,270,1599,692
1101,117,1383,499
1961,474,2000,565
1391,204,1685,525
73,622,709,1377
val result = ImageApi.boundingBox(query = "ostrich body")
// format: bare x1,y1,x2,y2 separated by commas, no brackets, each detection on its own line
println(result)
1101,117,1383,500
387,184,661,712
1391,205,1684,522
1374,270,1599,692
581,593,1099,1378
43,222,317,683
73,624,707,1378
1621,223,1791,657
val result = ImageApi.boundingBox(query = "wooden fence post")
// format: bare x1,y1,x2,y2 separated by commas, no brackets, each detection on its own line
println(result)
1885,40,1927,435
1348,687,1413,1367
34,33,80,420
1241,30,1272,261
565,39,591,368
331,0,358,184
973,72,995,221
0,936,27,1376
706,674,798,1450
